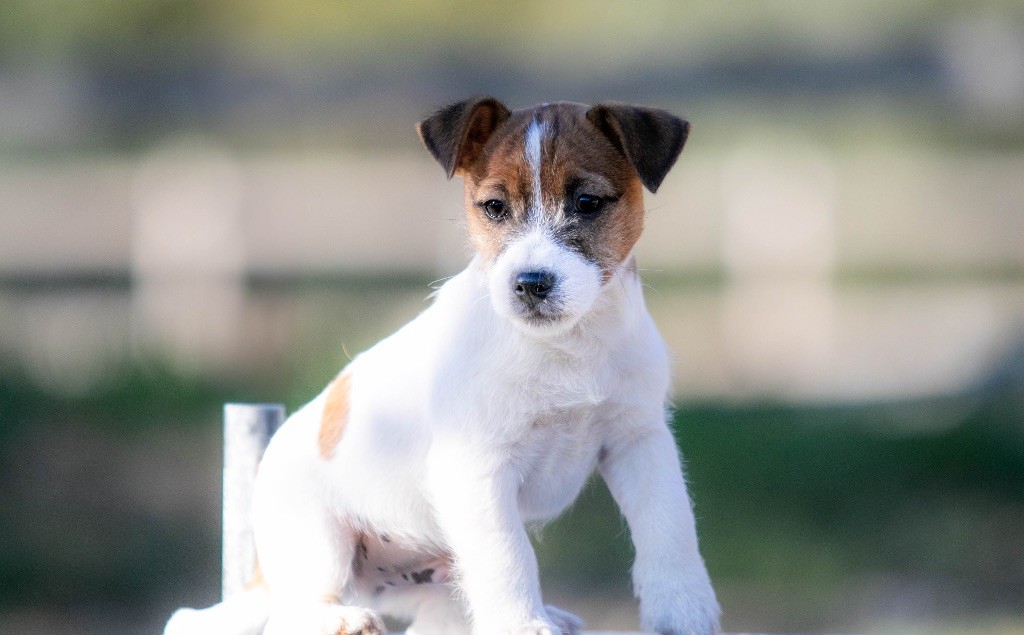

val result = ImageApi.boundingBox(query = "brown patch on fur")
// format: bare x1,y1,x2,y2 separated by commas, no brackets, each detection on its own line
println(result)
541,107,645,278
245,561,267,590
462,117,534,262
459,104,650,275
599,177,645,279
318,372,351,459
418,98,685,276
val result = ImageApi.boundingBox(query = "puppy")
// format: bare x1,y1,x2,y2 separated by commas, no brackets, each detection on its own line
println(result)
166,97,720,635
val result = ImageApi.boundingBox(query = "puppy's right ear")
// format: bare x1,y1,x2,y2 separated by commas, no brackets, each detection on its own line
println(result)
417,96,511,178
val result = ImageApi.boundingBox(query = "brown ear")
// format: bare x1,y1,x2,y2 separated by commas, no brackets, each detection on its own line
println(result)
416,96,511,178
586,103,689,193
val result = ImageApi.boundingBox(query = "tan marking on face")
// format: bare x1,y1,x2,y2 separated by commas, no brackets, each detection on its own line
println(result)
318,371,351,459
463,188,504,261
462,119,533,262
459,103,647,277
600,176,645,278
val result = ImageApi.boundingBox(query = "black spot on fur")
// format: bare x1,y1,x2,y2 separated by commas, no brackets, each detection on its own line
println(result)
557,229,599,265
352,548,365,576
411,568,435,584
374,585,386,596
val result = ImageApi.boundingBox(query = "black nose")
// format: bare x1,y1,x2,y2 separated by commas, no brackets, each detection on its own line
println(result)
514,271,555,308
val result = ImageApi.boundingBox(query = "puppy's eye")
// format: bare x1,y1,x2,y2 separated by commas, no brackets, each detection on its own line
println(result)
574,194,605,215
481,199,507,221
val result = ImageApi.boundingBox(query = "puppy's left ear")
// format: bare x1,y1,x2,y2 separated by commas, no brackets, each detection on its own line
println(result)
586,103,689,193
417,96,511,178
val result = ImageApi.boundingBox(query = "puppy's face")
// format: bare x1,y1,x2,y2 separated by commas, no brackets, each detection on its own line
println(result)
466,106,646,334
419,99,688,335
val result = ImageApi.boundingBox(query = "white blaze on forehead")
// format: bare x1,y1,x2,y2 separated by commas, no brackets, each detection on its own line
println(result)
524,118,547,216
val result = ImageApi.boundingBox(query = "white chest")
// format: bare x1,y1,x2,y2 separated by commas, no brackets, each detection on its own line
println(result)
513,404,605,521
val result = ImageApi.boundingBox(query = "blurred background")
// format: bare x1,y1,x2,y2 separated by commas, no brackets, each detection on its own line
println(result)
1,1,1023,633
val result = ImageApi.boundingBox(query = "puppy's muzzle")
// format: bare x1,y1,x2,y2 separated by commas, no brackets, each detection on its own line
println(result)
514,271,555,309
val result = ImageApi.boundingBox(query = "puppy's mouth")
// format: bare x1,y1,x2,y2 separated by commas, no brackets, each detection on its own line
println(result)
520,307,565,324
507,297,574,329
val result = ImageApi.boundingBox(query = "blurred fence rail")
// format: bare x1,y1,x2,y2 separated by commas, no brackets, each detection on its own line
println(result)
1,150,1023,403
1,149,1022,279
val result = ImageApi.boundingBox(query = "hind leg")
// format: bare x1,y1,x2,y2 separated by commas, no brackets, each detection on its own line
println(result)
254,424,384,634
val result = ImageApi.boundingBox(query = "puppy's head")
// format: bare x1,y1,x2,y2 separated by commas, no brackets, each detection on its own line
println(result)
418,97,688,335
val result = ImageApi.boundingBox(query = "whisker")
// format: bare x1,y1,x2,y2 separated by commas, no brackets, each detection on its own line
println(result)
636,266,663,294
427,274,457,289
470,293,492,309
618,275,637,312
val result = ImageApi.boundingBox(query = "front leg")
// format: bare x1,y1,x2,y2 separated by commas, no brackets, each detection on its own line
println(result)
599,418,721,635
426,440,557,635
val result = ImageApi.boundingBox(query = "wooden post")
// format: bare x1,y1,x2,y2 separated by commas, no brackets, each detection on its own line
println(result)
222,403,285,601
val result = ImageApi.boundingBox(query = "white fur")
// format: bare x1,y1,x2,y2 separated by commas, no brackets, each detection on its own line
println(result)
166,124,720,635
525,118,547,214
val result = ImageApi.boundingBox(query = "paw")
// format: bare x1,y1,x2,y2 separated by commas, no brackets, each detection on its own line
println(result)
322,605,386,635
640,575,721,635
265,604,386,635
544,605,584,635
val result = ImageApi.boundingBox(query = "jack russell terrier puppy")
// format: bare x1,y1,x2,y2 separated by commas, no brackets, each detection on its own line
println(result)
166,97,720,635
